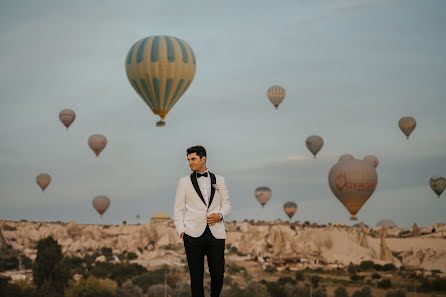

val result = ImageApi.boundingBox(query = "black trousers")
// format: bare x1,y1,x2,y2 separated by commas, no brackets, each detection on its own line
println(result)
183,225,225,297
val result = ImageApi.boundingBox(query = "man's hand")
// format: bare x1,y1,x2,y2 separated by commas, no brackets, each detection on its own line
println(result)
181,232,184,239
207,213,220,226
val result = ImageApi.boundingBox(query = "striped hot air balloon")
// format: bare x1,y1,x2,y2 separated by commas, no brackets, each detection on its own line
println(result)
36,173,51,191
125,35,197,126
59,109,75,129
254,186,272,208
398,116,416,139
267,85,286,109
283,201,298,220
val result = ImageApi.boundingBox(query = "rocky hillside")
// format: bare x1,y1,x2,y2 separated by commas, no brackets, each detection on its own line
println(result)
1,220,445,272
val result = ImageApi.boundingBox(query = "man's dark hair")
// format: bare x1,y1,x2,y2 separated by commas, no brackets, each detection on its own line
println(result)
187,145,207,159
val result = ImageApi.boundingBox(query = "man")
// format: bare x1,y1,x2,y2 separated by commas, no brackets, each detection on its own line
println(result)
173,145,231,297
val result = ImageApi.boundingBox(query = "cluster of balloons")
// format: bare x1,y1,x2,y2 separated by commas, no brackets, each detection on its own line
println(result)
35,109,111,217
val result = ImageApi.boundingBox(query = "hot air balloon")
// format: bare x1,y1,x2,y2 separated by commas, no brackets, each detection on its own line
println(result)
399,116,416,139
283,202,297,219
267,86,286,109
59,109,75,129
88,134,107,157
136,213,141,220
254,186,272,208
328,155,378,221
36,173,51,191
306,135,324,158
93,195,110,216
364,155,379,168
126,35,197,127
430,176,446,198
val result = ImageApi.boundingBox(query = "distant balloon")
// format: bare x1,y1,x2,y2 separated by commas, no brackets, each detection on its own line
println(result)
93,196,110,216
36,173,51,192
88,134,107,157
126,35,197,127
59,109,75,129
306,135,324,158
328,156,378,221
254,186,272,208
364,155,379,168
430,176,446,198
283,202,298,219
399,116,416,139
136,213,141,220
267,86,286,109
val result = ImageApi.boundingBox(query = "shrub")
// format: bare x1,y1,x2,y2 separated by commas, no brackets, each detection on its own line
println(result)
352,286,372,297
265,265,277,273
126,252,138,260
147,283,172,297
348,262,358,274
101,247,113,261
334,286,349,297
90,262,147,286
132,267,170,292
350,274,365,281
310,275,321,288
371,273,381,279
382,263,397,272
385,289,406,297
359,260,375,271
295,271,305,281
65,276,117,297
226,262,246,274
378,278,392,289
117,279,143,297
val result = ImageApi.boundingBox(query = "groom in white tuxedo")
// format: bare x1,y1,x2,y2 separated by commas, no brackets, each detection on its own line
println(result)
174,145,231,297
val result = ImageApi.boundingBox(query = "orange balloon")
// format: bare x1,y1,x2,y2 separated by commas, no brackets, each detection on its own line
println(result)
36,173,51,191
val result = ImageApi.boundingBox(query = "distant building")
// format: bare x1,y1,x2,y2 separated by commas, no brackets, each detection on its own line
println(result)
151,212,171,222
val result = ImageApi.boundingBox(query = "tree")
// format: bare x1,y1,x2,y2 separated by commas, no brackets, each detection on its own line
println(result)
352,287,373,297
334,286,349,297
348,262,358,274
377,278,392,289
32,236,72,296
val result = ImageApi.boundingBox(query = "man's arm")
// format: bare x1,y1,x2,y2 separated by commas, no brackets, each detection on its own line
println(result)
173,179,186,237
218,177,231,220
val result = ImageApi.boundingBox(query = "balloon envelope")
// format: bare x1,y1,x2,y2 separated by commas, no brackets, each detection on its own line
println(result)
283,201,298,219
364,155,379,168
59,109,75,129
88,134,107,157
267,86,286,109
254,186,272,208
399,116,416,139
306,135,324,158
430,176,446,198
126,35,197,126
328,156,378,221
93,196,110,216
36,173,51,191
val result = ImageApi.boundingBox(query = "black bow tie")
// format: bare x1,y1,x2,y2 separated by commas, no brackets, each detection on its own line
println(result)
196,172,208,178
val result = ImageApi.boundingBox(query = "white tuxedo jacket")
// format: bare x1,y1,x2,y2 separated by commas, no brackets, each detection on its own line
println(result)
174,172,231,239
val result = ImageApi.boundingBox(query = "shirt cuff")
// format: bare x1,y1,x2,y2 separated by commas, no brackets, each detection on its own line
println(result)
219,213,223,221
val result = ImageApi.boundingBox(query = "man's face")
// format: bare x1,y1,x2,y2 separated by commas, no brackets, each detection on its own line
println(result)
187,153,206,172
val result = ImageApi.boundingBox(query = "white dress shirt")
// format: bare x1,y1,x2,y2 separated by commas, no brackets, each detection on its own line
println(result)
197,170,211,206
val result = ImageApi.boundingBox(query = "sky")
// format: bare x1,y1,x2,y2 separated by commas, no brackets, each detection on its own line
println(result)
0,0,445,228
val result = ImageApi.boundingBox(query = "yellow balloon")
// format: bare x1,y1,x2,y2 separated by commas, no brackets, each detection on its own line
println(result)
267,85,286,109
126,36,197,126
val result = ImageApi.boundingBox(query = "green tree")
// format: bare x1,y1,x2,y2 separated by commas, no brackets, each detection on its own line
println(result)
32,236,72,296
334,286,349,297
377,278,392,289
348,262,358,274
352,286,373,297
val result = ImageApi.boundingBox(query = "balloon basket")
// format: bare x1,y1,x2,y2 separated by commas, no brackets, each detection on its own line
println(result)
156,120,166,127
350,216,358,221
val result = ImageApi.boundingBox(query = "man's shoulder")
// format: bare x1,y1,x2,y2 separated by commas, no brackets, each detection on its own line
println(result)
212,173,225,181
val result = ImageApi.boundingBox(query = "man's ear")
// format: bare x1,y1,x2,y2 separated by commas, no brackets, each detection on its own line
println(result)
202,156,207,163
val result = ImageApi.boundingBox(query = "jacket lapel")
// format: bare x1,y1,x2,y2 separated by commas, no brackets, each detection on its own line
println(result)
190,172,206,206
208,172,216,208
